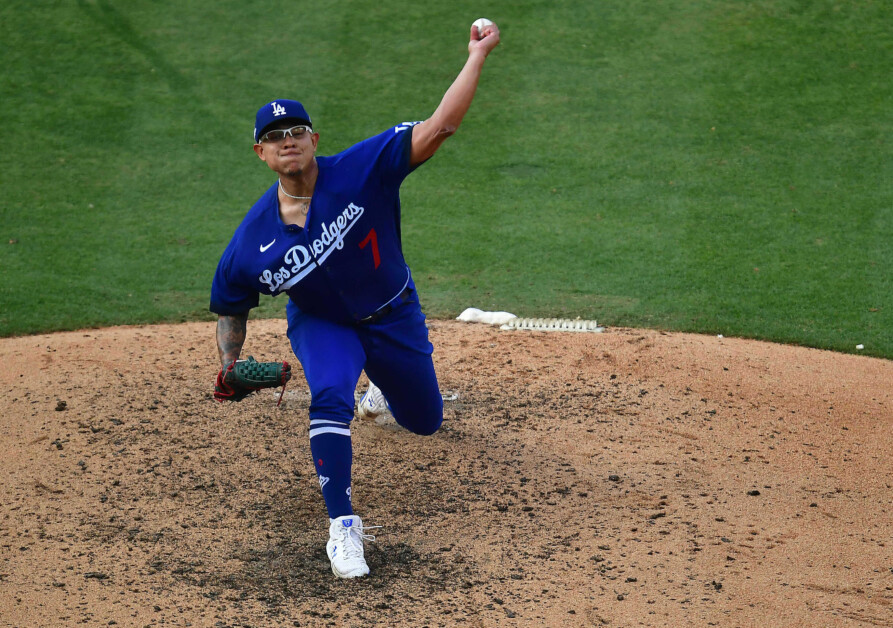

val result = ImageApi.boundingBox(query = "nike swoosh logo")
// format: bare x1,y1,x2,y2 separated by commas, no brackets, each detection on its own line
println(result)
259,239,276,253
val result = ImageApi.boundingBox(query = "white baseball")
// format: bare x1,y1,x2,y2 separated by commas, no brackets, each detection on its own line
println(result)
473,18,494,39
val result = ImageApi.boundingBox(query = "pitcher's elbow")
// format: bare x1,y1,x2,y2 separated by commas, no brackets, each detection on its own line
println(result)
435,124,458,139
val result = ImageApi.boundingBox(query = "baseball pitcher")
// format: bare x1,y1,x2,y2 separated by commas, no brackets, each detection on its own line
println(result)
209,20,501,578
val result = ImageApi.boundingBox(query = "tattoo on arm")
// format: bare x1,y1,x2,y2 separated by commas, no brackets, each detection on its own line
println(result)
217,313,248,367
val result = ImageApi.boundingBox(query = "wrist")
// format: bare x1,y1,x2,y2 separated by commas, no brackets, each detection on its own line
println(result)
467,48,489,63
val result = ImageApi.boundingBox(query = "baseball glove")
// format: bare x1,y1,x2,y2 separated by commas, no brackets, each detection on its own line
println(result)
214,357,291,402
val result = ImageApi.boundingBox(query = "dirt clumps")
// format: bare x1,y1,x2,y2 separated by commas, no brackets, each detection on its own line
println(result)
1,320,891,626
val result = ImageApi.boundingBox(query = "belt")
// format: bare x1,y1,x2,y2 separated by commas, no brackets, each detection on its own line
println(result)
357,287,413,325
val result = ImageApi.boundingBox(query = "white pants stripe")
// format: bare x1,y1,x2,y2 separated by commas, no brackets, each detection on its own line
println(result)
310,419,349,428
309,426,352,439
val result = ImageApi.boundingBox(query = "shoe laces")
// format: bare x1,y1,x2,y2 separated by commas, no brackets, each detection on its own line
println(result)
337,524,381,558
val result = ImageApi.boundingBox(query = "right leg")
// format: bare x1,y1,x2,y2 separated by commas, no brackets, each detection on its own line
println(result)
288,306,381,579
287,306,365,519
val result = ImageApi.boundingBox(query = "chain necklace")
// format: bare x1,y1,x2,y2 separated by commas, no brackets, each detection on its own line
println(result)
279,180,312,200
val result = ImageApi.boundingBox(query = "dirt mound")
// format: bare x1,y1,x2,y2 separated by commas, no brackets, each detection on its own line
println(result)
1,320,891,626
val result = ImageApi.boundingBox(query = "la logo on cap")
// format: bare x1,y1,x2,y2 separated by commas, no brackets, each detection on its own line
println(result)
272,102,287,117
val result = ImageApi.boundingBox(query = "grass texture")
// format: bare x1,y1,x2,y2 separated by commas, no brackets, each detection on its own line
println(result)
1,0,890,357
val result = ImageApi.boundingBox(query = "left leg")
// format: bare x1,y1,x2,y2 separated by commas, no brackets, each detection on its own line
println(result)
360,295,443,436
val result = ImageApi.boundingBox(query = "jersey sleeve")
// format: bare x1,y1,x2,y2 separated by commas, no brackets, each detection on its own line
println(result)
209,238,260,315
365,122,422,187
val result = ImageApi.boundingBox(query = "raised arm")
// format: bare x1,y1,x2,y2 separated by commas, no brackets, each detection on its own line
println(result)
216,312,248,368
410,21,501,167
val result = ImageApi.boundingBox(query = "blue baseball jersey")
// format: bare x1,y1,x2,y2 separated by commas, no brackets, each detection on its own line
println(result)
210,122,424,323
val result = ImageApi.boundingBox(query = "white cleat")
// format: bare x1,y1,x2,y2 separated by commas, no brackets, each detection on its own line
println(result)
357,383,390,420
327,515,377,579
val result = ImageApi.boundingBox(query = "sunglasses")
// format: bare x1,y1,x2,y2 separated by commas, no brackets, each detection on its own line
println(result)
258,124,312,144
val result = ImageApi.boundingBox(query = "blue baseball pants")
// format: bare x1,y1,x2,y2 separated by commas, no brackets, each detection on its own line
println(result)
286,289,443,518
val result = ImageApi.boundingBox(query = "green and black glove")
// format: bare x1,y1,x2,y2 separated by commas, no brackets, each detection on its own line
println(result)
214,356,291,402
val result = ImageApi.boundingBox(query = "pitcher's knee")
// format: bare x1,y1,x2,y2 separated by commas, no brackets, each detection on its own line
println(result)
395,400,443,435
413,413,443,436
308,385,356,424
382,380,444,435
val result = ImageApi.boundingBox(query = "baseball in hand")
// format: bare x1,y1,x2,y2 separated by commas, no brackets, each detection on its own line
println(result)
472,17,494,39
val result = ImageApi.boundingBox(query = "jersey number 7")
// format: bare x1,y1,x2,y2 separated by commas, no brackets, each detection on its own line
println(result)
359,228,381,269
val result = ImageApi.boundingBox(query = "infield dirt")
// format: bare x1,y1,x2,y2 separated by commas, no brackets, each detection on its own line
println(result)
1,319,891,627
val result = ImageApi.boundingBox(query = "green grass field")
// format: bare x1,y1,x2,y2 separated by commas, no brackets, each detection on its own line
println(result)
1,0,890,357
